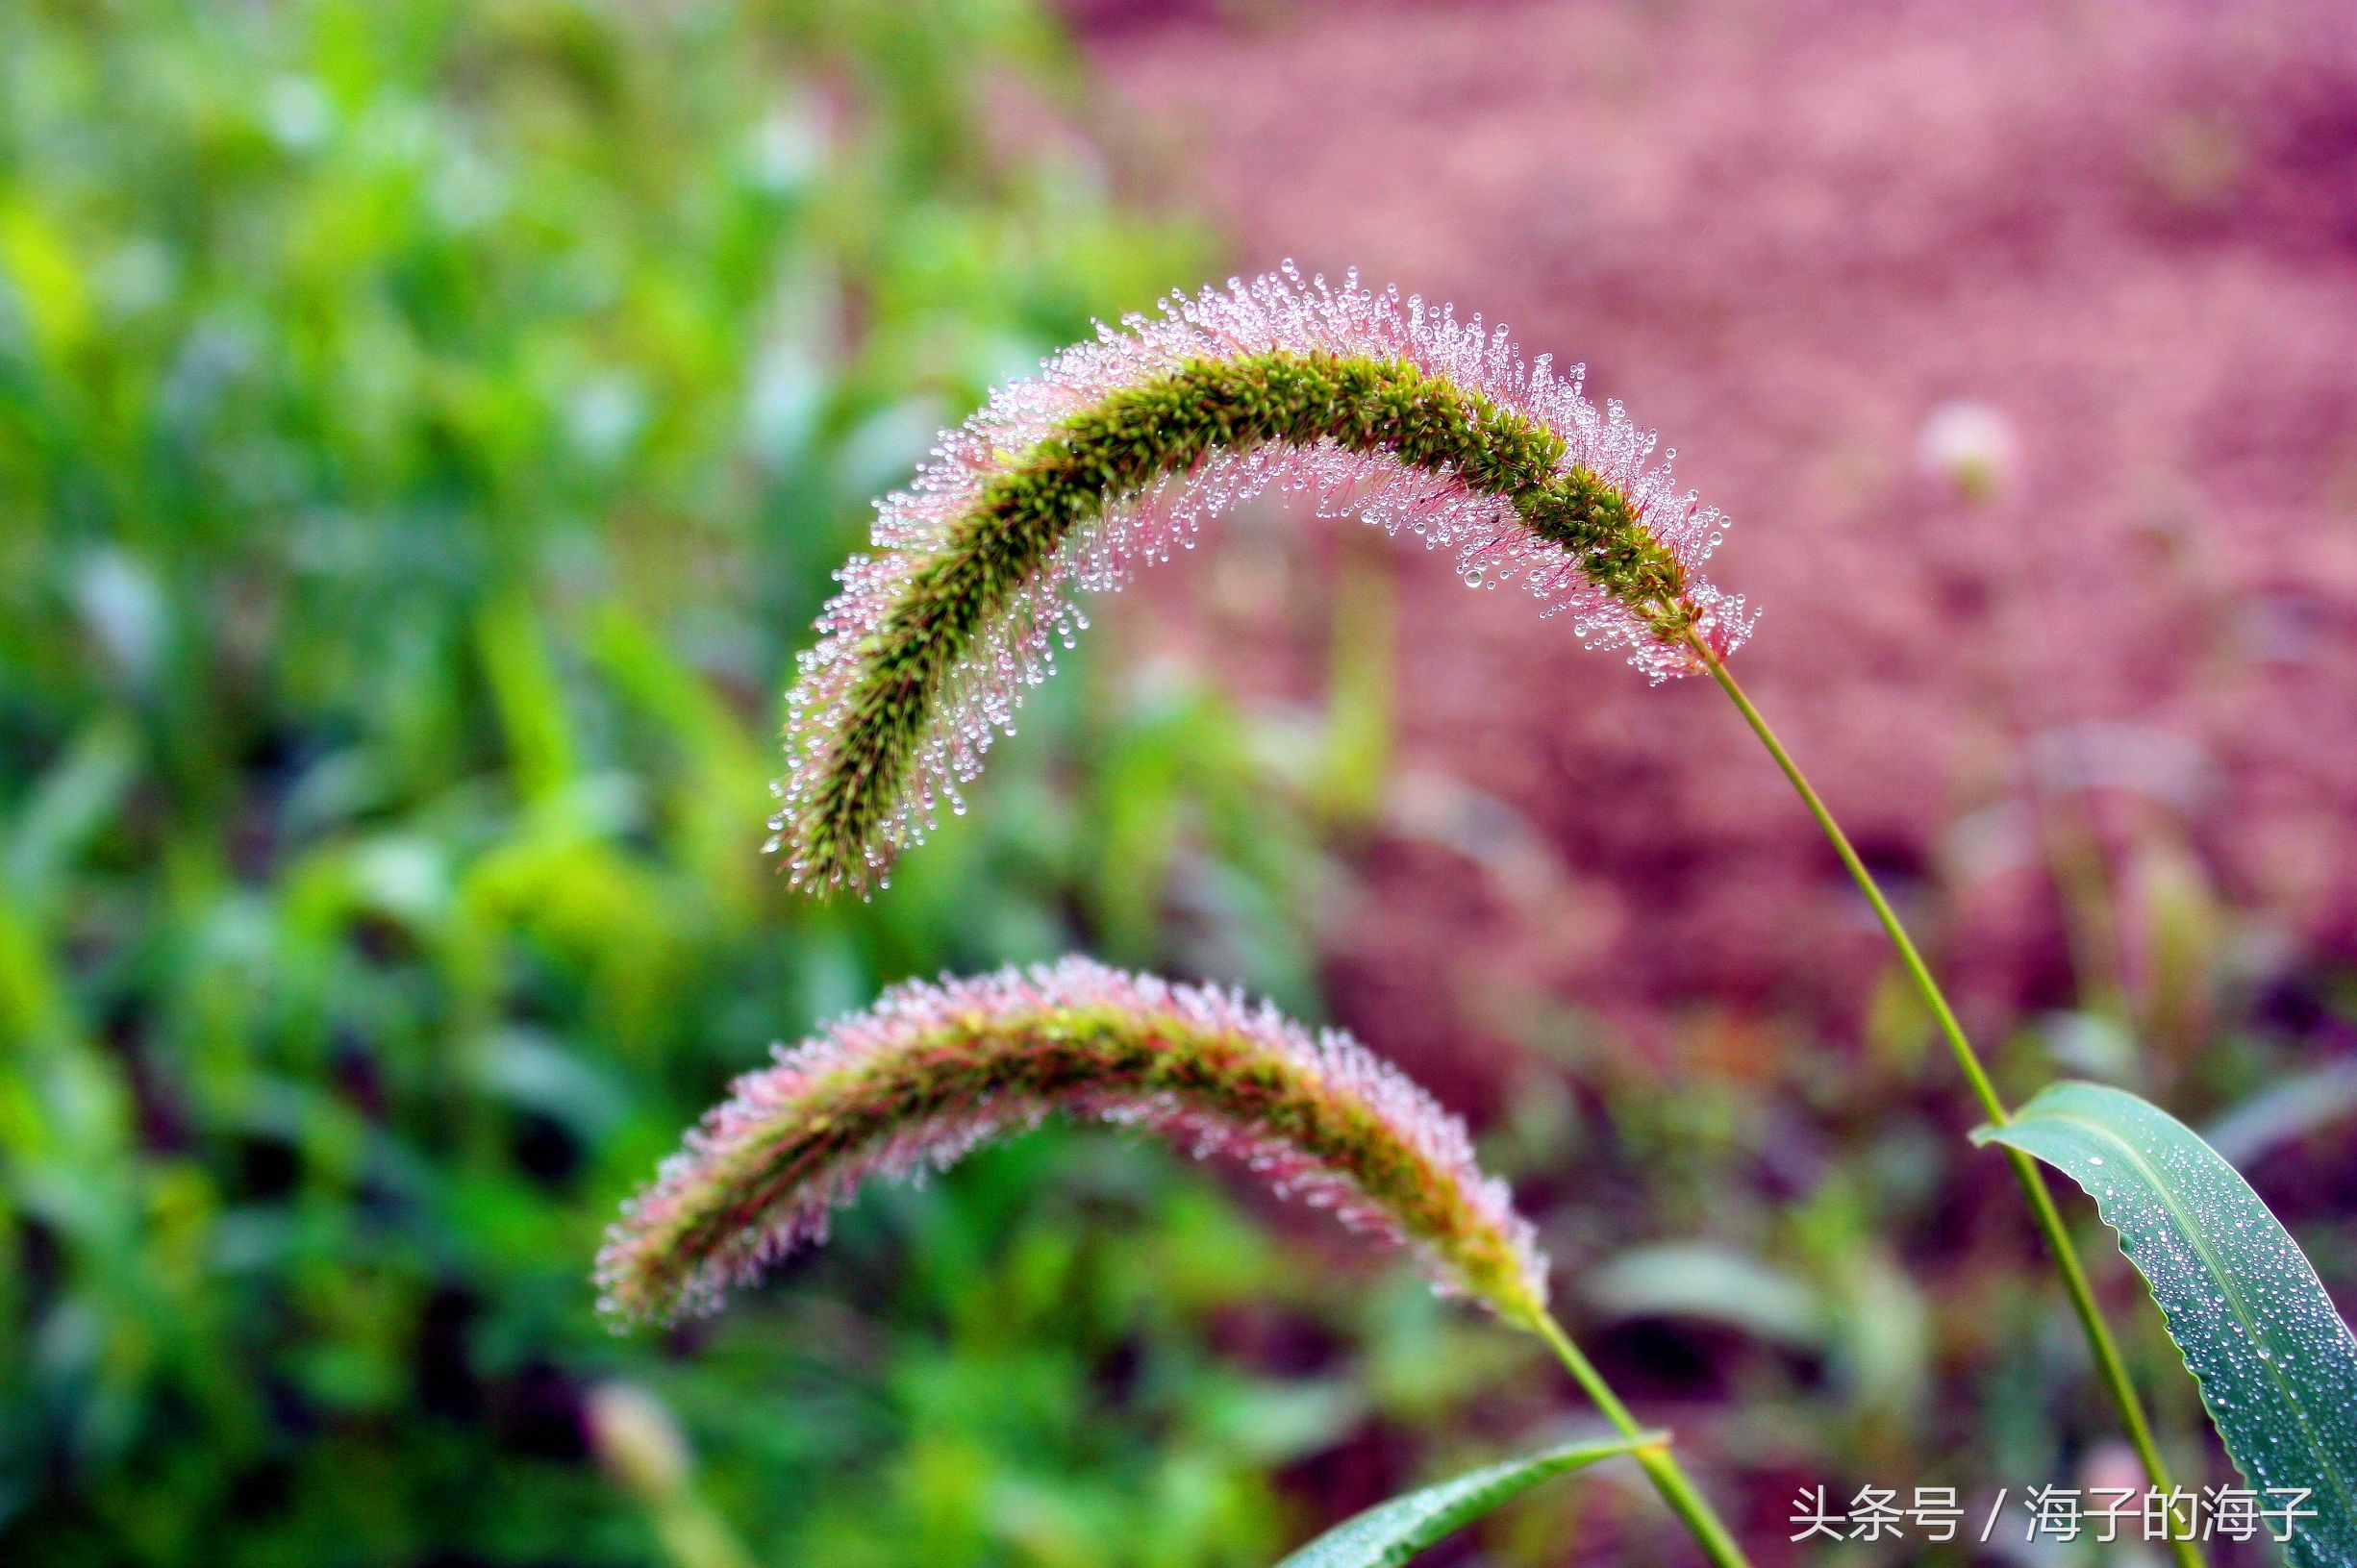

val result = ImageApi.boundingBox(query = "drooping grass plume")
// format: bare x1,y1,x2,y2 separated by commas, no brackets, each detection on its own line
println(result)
776,265,1751,891
596,957,1548,1327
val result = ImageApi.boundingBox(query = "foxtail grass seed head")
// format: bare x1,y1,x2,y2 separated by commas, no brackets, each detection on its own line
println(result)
776,264,1752,891
597,957,1549,1328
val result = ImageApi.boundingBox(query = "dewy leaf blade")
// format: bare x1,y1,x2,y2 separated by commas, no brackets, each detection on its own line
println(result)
1270,1432,1661,1568
1975,1082,2357,1566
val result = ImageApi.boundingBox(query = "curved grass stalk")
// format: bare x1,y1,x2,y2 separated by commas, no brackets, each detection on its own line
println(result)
773,266,1749,892
1688,634,2207,1568
1530,1313,1753,1568
600,958,1755,1568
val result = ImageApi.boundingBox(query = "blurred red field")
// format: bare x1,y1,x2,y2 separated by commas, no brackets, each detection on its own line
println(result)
1084,0,2357,1075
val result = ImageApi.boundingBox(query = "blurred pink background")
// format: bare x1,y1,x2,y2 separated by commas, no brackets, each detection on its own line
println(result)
1078,0,2357,1084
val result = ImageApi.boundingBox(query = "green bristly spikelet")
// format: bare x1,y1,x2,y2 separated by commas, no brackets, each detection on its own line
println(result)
777,267,1749,891
597,958,1550,1325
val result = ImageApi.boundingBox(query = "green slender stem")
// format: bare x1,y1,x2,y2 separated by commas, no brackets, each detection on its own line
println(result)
1689,635,2206,1568
1528,1310,1755,1568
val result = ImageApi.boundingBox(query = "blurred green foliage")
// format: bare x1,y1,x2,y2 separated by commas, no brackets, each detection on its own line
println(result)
8,5,2352,1567
0,2,1388,1562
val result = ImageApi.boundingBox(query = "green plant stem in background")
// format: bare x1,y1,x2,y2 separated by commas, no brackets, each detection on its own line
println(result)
1689,635,2208,1568
1529,1311,1756,1568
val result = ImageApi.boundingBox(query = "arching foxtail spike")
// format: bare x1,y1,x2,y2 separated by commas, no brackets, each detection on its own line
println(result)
777,264,1752,892
596,957,1548,1329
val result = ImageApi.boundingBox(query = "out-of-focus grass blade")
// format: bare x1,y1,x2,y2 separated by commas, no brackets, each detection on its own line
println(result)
2203,1060,2357,1169
1587,1242,1825,1351
4,711,139,908
1975,1082,2357,1566
1271,1433,1660,1568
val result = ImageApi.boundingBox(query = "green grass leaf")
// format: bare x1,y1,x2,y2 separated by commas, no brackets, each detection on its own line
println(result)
1271,1433,1660,1568
1975,1082,2357,1565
